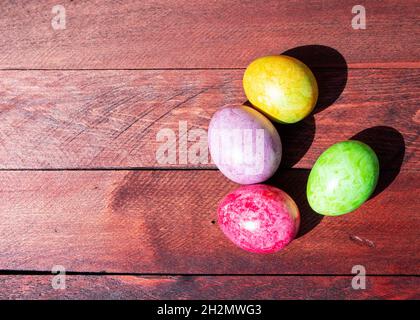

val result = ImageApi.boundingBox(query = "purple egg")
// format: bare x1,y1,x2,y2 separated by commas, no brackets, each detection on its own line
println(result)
208,105,282,184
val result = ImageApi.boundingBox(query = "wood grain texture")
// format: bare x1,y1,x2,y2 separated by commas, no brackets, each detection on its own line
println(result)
0,170,418,274
0,0,419,69
0,275,418,300
0,69,418,169
1,0,419,300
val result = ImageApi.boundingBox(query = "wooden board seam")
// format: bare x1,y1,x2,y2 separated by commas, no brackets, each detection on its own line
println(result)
1,271,419,277
0,67,419,71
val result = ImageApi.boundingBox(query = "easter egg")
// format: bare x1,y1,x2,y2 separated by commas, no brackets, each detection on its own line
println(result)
208,105,282,184
307,140,379,216
218,184,300,253
243,55,318,124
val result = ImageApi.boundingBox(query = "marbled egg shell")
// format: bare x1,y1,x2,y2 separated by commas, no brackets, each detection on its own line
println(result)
208,105,282,184
218,184,300,253
243,55,318,124
307,140,379,216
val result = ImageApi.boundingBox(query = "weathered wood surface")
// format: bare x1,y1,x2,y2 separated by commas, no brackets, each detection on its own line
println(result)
0,0,419,300
0,275,418,300
0,0,419,69
0,69,417,169
0,170,418,275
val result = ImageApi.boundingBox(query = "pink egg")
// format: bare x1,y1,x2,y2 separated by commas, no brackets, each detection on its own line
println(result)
217,185,300,253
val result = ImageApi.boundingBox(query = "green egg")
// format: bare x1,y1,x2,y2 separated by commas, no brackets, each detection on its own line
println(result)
307,140,379,216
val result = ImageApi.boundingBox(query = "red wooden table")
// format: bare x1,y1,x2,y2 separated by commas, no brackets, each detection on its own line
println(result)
0,0,418,299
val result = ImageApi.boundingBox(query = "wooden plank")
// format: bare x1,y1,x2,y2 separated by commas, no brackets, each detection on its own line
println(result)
0,0,419,69
0,275,418,300
0,69,417,169
0,170,418,274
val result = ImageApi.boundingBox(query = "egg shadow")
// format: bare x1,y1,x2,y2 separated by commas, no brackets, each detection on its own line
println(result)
243,100,316,168
277,116,316,168
271,45,348,237
350,126,405,200
275,45,348,168
282,44,348,115
245,45,348,237
268,170,322,239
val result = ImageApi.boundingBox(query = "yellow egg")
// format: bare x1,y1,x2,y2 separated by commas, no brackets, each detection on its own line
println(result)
243,55,318,124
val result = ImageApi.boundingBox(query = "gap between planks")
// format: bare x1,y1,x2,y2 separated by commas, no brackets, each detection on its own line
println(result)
0,270,419,277
0,66,420,71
